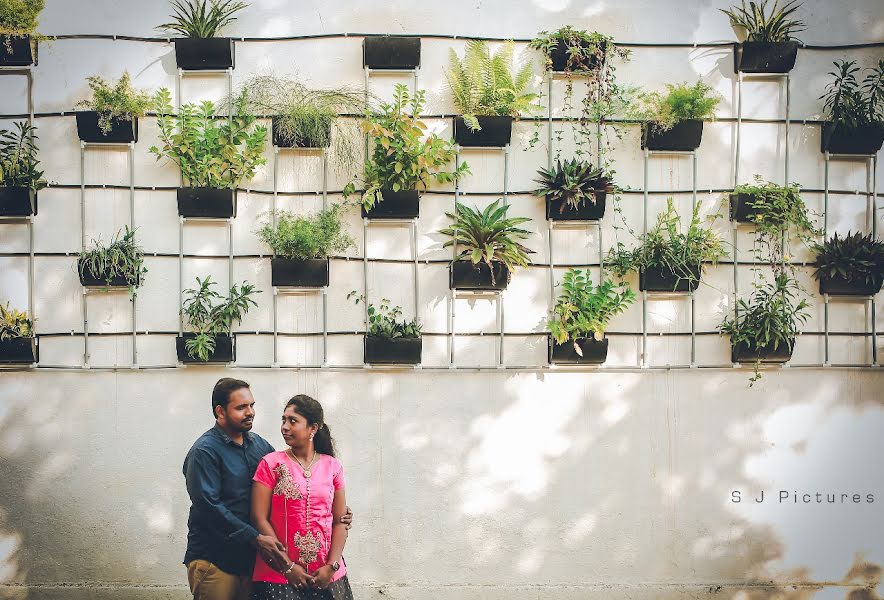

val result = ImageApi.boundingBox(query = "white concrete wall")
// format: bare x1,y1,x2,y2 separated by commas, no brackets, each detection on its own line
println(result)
0,0,883,598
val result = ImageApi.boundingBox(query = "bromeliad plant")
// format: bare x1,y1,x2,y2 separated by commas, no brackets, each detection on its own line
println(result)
635,81,720,132
0,302,34,340
548,268,636,349
439,199,534,285
150,88,267,188
533,158,611,213
347,292,422,340
157,0,246,37
257,204,354,260
812,231,884,291
0,121,46,190
721,0,805,41
181,275,259,360
78,226,147,296
343,84,468,212
75,72,151,135
820,59,884,131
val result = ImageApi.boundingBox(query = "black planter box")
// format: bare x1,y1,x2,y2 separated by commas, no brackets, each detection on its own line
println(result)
818,274,883,297
731,338,793,363
734,41,799,73
271,115,331,148
642,120,704,152
361,189,420,219
0,35,35,66
548,335,608,365
174,37,234,70
176,333,235,363
364,335,422,365
729,192,762,223
363,36,421,70
177,187,236,218
77,258,138,288
0,187,37,216
820,122,884,155
546,188,607,221
75,111,139,144
0,337,38,364
640,265,701,292
547,40,606,73
453,116,513,147
271,257,329,288
449,260,509,291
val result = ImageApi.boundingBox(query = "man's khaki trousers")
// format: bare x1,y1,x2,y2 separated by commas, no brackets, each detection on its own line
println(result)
187,559,252,600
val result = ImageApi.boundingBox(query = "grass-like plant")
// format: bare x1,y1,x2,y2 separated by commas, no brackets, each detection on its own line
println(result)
0,121,46,190
0,302,33,340
721,0,805,42
258,204,354,260
157,0,246,38
635,81,720,132
812,231,884,290
181,275,259,360
533,158,610,213
76,72,151,135
0,0,43,37
820,59,884,130
548,269,636,348
78,226,147,296
347,292,422,340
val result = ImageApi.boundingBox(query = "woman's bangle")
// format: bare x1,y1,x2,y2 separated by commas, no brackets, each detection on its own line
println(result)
283,562,296,576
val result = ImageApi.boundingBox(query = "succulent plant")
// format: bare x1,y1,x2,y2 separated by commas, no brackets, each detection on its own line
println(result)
812,231,884,289
533,159,609,213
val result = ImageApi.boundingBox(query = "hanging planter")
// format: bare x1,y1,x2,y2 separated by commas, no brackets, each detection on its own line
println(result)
77,258,138,287
548,335,608,365
176,333,235,363
173,38,234,70
642,120,704,151
75,111,139,144
449,260,510,291
639,265,701,292
177,188,236,218
361,189,420,219
546,186,607,221
271,115,331,149
364,335,422,365
363,36,421,70
453,116,513,147
271,257,329,288
0,187,37,216
0,35,35,66
819,275,882,297
0,337,38,363
546,39,607,73
820,122,884,155
728,192,760,223
734,41,799,73
731,338,794,363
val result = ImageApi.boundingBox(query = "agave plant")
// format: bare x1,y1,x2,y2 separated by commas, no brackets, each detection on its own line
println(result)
439,199,534,284
157,0,247,38
812,231,884,290
548,269,636,347
721,0,805,42
533,159,609,213
0,302,33,340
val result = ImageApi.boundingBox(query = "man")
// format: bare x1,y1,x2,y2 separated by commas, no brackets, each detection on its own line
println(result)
183,378,352,599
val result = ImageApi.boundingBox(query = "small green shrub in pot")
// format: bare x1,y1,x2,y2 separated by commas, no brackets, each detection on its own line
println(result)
548,268,636,347
0,302,33,340
635,81,720,133
257,204,354,260
78,226,147,296
819,59,884,153
75,72,151,135
181,275,260,360
0,0,43,52
347,292,421,340
157,0,246,38
533,159,612,214
0,121,46,190
811,231,884,295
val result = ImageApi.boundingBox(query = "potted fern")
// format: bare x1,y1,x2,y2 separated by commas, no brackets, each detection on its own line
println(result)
344,84,468,219
0,0,42,66
258,204,354,288
158,0,246,70
812,231,884,296
75,73,151,144
0,302,37,364
348,292,422,365
177,275,259,363
533,159,612,220
440,199,534,290
548,269,636,365
363,36,421,70
77,226,147,294
0,122,46,216
637,81,720,151
446,40,539,147
819,59,884,155
150,88,266,218
722,0,804,73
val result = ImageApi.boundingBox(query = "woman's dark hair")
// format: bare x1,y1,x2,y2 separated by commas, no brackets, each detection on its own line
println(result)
285,394,336,457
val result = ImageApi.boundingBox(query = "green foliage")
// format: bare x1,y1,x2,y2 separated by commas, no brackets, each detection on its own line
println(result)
533,158,609,213
78,226,147,297
721,0,804,42
150,87,267,188
812,231,884,289
0,0,44,35
0,121,46,190
347,292,421,340
181,275,260,360
820,60,884,128
157,0,246,38
548,269,636,348
635,81,721,131
343,84,468,211
76,72,151,135
257,204,354,260
445,40,540,130
439,199,534,285
0,302,33,340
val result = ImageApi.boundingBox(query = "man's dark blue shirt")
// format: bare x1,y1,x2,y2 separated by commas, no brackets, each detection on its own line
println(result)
183,423,275,575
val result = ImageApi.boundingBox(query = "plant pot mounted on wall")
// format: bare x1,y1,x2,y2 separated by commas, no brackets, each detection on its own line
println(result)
820,122,884,155
548,335,608,365
174,38,234,70
453,116,513,147
364,335,422,365
449,260,510,291
176,333,235,363
0,35,36,66
76,111,138,144
547,40,607,73
818,274,883,297
639,265,701,292
363,36,421,70
177,187,236,218
0,337,38,364
729,193,761,223
0,187,37,216
271,115,331,148
361,189,420,219
731,339,794,363
546,184,608,221
271,257,330,288
642,120,704,152
77,258,137,288
734,41,799,73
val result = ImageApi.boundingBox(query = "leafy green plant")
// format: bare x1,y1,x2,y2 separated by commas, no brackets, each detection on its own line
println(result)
347,292,422,339
445,40,540,131
258,204,354,260
343,84,468,211
721,0,804,42
181,275,259,360
79,226,147,296
0,0,43,37
812,231,884,290
635,81,721,132
820,60,884,129
157,0,246,38
548,269,636,350
533,158,610,213
0,302,33,340
439,199,534,285
75,72,151,135
150,88,267,188
0,121,46,190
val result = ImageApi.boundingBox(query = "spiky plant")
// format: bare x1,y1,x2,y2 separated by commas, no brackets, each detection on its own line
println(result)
0,302,33,340
78,226,147,296
548,269,636,347
157,0,247,38
76,72,151,134
445,40,539,131
721,0,805,42
812,231,884,290
533,159,609,213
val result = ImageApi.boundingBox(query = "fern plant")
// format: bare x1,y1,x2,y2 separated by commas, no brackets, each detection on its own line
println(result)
533,159,610,213
548,269,636,348
76,72,151,135
635,81,720,132
157,0,246,38
812,231,884,290
181,275,260,360
0,121,46,190
347,292,422,340
445,40,539,131
0,302,34,340
78,226,147,296
820,60,884,129
258,204,354,260
721,0,805,42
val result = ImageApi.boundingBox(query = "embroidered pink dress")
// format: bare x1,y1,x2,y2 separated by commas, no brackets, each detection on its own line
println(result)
252,451,347,584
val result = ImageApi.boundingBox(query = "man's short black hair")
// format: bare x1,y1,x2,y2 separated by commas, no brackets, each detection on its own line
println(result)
211,378,250,418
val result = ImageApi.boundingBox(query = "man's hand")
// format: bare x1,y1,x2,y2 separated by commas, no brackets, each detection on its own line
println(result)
310,565,335,589
337,506,354,530
254,534,289,571
285,561,313,589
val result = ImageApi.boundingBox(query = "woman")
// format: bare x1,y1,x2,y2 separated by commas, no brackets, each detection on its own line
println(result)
251,394,353,600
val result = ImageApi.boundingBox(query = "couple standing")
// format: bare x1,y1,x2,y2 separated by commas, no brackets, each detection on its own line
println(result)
183,378,354,600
